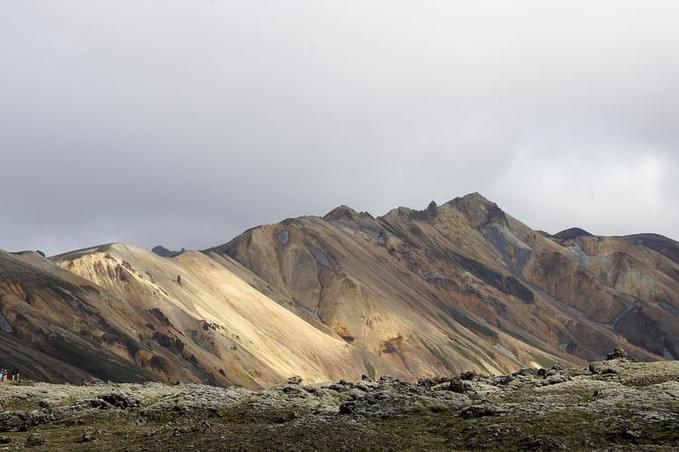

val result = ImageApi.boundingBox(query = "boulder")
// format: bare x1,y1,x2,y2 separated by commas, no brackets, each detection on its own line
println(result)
98,392,141,409
589,361,618,375
460,404,503,419
0,412,28,432
447,377,474,394
287,376,303,385
338,401,355,415
76,426,96,443
606,347,628,360
519,435,567,450
24,433,46,448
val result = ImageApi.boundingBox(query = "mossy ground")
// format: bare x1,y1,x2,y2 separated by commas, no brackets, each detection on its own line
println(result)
1,361,679,450
5,402,677,451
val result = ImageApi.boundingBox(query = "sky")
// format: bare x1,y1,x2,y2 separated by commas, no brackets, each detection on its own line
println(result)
2,1,679,255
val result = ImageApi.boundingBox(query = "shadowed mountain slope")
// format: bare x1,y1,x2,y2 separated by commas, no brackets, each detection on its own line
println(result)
626,233,679,265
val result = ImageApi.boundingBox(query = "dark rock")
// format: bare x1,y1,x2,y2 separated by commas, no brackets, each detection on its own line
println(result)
460,370,482,381
623,429,642,440
24,433,46,448
81,398,111,409
481,424,522,440
287,376,303,385
82,376,105,386
447,377,474,394
151,246,183,258
545,364,564,376
0,412,28,432
378,376,398,384
338,402,355,415
152,331,185,353
606,346,628,360
282,385,305,396
546,375,568,385
417,377,448,387
460,404,503,419
589,361,617,375
513,368,537,378
98,392,141,409
76,426,96,443
0,436,11,444
519,434,567,450
495,375,516,385
426,201,438,218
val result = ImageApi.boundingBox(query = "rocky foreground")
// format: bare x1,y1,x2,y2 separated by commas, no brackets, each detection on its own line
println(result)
0,356,678,450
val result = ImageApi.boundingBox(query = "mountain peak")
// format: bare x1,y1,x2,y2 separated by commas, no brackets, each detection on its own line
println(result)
460,191,489,202
323,205,369,222
447,192,507,228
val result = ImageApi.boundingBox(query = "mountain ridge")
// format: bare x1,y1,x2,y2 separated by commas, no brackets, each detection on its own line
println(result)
0,193,678,387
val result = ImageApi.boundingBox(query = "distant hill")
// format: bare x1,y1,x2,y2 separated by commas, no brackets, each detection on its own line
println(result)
151,245,184,258
626,233,679,265
553,227,594,241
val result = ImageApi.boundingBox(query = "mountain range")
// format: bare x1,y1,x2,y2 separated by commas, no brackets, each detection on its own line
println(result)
1,193,678,388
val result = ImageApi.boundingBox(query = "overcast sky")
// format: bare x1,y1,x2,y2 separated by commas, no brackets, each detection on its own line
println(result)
2,1,679,255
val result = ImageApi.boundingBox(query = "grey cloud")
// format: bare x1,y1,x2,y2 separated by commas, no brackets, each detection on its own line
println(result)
1,1,678,254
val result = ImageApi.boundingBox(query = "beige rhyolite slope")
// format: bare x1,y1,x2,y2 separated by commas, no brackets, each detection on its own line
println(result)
1,193,678,387
215,194,679,371
54,244,400,387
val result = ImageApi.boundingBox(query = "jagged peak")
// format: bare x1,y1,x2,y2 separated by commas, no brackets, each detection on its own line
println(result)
380,206,416,220
445,192,495,209
446,192,507,228
323,205,374,222
323,205,359,220
456,192,490,202
403,201,440,222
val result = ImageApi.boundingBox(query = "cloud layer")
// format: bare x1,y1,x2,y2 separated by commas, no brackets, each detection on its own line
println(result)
2,1,678,254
